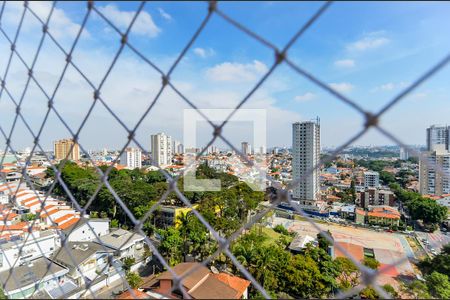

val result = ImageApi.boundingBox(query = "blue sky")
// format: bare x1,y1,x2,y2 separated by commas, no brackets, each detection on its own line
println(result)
0,1,450,152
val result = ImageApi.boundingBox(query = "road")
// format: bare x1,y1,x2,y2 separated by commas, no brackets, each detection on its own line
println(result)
416,230,450,256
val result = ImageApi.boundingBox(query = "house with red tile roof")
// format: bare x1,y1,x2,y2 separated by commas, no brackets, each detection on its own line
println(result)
146,262,251,299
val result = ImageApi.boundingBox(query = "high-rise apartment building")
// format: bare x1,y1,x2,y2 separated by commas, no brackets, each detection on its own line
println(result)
53,139,80,161
173,140,183,155
120,147,142,169
151,133,173,166
292,119,320,206
399,147,409,160
241,142,251,156
427,125,449,152
419,149,450,196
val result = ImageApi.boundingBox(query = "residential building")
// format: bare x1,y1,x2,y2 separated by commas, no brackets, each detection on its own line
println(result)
357,188,395,208
364,171,380,188
292,119,321,206
0,257,73,299
0,230,60,272
155,205,199,229
120,147,142,169
366,206,400,226
241,142,251,156
419,149,450,196
62,218,110,242
147,262,250,299
427,125,449,152
151,133,173,166
400,147,409,160
96,228,146,261
52,241,115,286
173,140,183,155
53,139,80,161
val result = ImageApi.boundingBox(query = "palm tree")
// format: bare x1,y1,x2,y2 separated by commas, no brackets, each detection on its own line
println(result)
177,211,191,262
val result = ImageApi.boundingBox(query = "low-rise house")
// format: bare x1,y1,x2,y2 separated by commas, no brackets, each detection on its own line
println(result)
62,218,110,242
30,172,52,188
96,228,145,261
0,257,74,299
339,205,356,220
0,211,20,226
0,230,60,272
148,262,250,299
367,205,400,226
52,241,116,286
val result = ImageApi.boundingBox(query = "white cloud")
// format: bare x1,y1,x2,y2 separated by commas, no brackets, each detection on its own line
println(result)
2,1,88,40
329,82,354,93
294,92,316,102
158,8,172,21
98,4,160,38
205,60,268,82
372,81,409,92
334,59,355,68
193,47,215,58
347,32,389,51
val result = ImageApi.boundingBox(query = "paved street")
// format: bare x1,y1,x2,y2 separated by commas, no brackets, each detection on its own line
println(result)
416,230,450,256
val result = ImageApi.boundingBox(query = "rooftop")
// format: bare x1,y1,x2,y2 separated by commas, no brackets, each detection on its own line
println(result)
97,228,145,251
0,257,68,294
52,241,114,268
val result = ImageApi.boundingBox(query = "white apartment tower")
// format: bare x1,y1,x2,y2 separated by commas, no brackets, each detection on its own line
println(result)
120,147,142,169
151,133,173,166
364,171,380,188
292,119,320,205
399,147,409,160
241,142,251,156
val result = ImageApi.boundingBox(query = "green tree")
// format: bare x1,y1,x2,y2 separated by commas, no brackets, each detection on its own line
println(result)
126,271,143,289
122,257,136,272
317,230,333,251
273,224,290,236
382,284,398,298
177,211,192,262
110,219,119,228
425,271,450,299
335,257,361,289
379,171,396,185
419,243,450,277
401,280,431,299
158,227,183,266
359,286,379,299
